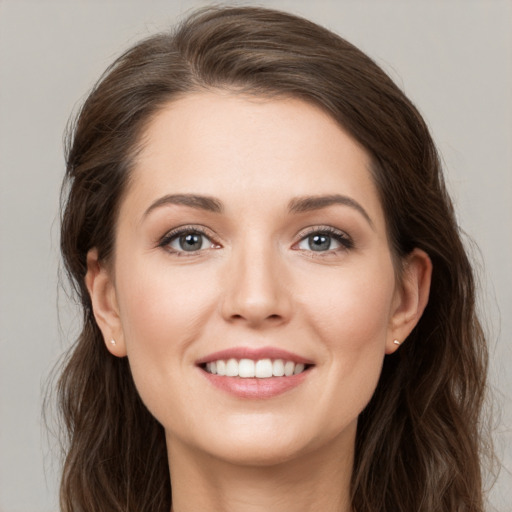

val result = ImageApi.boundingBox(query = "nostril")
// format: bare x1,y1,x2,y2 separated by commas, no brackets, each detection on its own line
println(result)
231,313,281,321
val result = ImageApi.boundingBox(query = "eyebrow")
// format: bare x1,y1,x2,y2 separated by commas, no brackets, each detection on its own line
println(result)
288,194,374,228
143,192,373,228
143,194,223,218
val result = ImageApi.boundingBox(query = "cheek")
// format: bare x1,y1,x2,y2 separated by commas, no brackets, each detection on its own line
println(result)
297,260,396,416
116,256,218,347
300,260,396,350
113,257,219,413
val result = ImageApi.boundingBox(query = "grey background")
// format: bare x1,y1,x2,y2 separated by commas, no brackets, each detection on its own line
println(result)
0,1,510,510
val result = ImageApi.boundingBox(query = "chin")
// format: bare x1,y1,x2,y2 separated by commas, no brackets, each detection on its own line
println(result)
166,410,356,469
194,438,312,468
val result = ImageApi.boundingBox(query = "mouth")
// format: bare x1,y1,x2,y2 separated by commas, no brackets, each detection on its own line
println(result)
200,358,313,379
196,347,314,398
200,358,312,378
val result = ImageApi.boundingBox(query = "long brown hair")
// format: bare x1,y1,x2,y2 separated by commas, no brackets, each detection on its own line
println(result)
58,6,489,511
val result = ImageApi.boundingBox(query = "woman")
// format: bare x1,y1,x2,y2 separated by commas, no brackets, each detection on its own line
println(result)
58,6,489,511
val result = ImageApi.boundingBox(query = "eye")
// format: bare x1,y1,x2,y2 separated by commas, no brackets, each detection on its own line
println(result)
296,228,353,253
171,232,211,252
159,227,218,254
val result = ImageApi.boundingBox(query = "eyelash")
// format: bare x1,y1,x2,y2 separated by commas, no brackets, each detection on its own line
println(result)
157,225,354,256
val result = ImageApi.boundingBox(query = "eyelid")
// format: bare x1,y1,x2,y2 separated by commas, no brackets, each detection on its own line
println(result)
296,225,351,240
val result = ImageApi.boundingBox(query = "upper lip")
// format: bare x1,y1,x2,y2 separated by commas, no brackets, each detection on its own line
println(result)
196,346,314,366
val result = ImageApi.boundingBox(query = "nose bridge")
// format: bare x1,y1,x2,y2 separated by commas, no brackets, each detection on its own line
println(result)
221,232,291,326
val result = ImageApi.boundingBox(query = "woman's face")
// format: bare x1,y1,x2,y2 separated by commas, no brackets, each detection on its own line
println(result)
90,92,426,467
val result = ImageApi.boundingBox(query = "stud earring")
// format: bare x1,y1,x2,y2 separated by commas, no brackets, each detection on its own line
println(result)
393,339,401,346
110,339,116,345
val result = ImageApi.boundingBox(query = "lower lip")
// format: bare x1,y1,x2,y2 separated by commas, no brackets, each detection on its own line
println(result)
200,368,310,399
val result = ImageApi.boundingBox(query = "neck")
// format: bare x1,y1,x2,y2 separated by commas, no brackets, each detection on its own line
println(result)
167,431,355,512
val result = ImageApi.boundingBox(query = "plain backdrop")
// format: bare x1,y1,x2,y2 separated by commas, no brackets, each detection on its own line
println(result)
0,1,511,511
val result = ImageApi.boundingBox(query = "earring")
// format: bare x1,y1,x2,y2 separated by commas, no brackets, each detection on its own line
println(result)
393,339,401,346
110,339,116,345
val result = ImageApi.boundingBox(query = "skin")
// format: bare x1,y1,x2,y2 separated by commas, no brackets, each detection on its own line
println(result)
86,92,431,512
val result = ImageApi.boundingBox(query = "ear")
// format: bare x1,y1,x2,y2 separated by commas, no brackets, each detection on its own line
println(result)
85,248,127,357
386,248,432,354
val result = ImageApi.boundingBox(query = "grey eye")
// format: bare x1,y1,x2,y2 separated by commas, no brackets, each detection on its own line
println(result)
298,233,340,252
169,232,212,252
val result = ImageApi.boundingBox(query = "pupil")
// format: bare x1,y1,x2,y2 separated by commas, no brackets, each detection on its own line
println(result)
309,234,330,251
180,233,202,251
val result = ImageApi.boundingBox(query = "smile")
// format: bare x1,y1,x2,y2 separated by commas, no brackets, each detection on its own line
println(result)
197,347,314,398
204,358,307,378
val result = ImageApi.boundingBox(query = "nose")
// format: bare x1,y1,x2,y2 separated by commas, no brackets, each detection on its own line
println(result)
220,240,292,328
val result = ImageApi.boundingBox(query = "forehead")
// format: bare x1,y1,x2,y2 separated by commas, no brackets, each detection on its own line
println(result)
126,92,385,229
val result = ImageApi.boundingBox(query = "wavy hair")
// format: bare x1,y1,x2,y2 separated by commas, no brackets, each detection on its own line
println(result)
58,6,489,511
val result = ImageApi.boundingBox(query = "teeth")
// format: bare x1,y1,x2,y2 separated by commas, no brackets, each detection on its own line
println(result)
216,360,226,376
204,358,308,378
284,360,295,376
255,359,273,378
293,363,305,375
239,359,255,378
226,358,239,377
272,359,285,377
